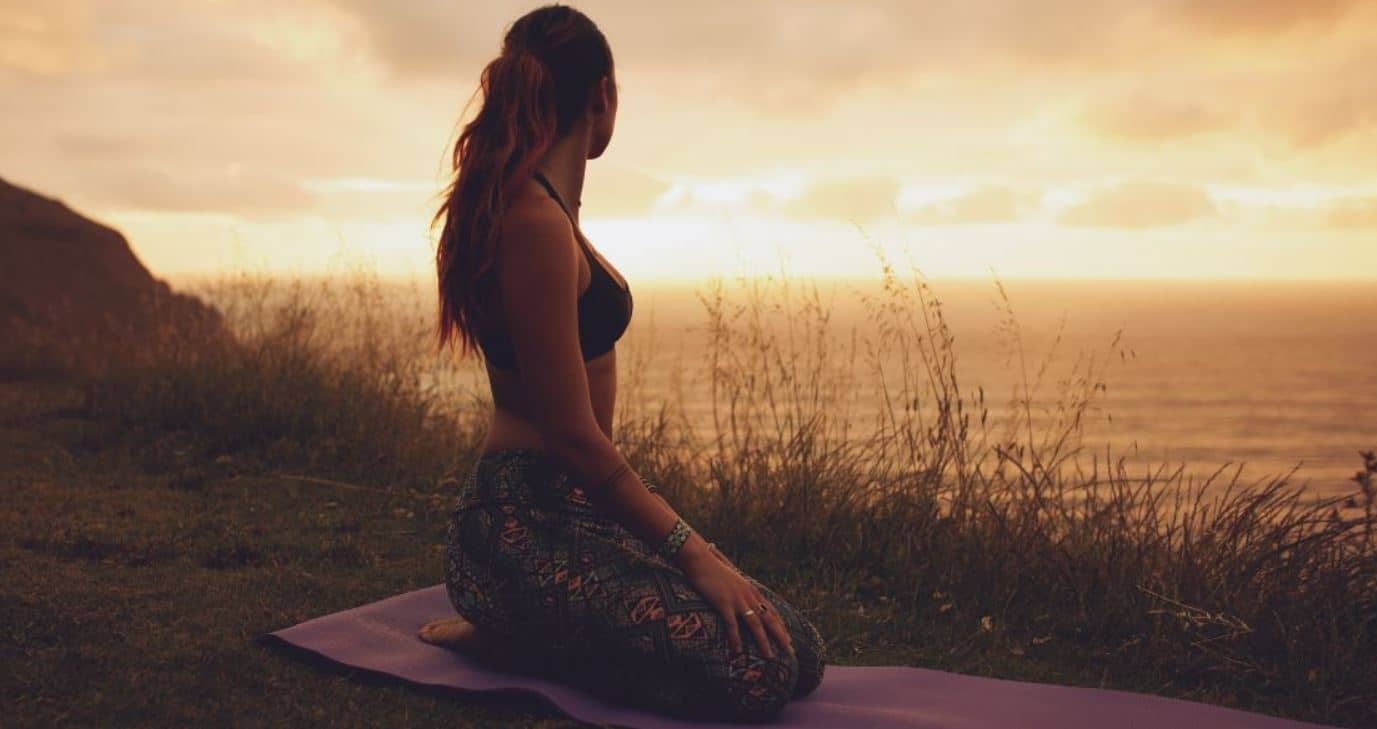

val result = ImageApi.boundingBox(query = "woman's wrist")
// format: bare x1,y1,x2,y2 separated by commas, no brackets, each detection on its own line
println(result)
657,518,692,559
633,473,708,568
671,530,713,569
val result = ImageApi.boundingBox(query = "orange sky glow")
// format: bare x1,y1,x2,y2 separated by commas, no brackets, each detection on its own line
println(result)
3,0,1376,282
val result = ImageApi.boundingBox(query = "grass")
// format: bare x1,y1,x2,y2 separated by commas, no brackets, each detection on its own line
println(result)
3,255,1373,727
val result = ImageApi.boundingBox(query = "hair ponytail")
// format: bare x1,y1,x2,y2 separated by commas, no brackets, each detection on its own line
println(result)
432,4,613,362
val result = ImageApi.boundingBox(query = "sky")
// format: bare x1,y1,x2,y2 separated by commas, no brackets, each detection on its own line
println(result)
3,0,1376,282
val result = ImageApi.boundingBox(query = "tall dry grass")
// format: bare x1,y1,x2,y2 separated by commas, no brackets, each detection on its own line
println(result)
83,253,1376,725
86,268,486,489
618,247,1376,722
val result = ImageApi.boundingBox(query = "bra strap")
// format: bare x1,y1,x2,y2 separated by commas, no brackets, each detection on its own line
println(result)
531,169,594,259
532,170,575,221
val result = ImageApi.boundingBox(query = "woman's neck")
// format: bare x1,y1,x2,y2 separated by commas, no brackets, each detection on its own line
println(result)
537,131,590,223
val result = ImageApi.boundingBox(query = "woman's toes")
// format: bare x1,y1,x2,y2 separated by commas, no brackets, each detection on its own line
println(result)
418,617,452,642
418,616,478,647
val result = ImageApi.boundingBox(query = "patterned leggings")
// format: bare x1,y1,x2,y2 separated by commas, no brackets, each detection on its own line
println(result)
442,449,828,723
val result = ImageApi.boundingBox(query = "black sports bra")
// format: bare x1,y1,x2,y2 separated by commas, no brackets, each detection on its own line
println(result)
476,170,633,373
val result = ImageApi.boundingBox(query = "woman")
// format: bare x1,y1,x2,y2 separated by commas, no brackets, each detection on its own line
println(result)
417,4,827,722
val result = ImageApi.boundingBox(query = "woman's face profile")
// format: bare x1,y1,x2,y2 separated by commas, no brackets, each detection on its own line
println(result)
589,72,618,160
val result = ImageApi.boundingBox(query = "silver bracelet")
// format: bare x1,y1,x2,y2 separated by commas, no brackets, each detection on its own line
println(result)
640,475,660,494
657,518,693,561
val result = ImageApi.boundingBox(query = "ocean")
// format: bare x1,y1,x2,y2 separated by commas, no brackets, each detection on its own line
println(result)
188,273,1377,501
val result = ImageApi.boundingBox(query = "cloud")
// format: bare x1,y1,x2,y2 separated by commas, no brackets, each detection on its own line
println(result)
86,165,318,218
1075,37,1377,148
1263,59,1377,147
320,1,1221,118
779,175,901,222
1059,180,1217,228
980,1,1157,68
321,1,1377,122
1081,95,1238,142
653,174,900,222
0,0,100,76
1166,0,1364,37
298,1,1374,183
323,0,514,77
325,0,929,115
303,177,443,221
582,164,672,218
907,185,1037,224
52,132,152,160
7,0,1377,235
1,1,294,82
1326,196,1377,228
5,49,453,218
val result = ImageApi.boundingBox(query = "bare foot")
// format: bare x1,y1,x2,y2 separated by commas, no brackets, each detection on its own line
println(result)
418,616,481,649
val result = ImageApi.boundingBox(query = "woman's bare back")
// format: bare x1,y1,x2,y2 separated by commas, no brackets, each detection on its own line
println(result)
479,176,626,454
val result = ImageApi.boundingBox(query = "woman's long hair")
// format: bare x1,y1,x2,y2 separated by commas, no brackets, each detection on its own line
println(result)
432,4,613,361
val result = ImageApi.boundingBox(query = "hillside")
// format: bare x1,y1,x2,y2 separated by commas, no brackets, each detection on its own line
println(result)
0,176,227,377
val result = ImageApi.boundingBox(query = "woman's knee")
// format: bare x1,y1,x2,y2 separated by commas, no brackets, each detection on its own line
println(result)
738,575,828,699
700,648,799,722
658,607,801,722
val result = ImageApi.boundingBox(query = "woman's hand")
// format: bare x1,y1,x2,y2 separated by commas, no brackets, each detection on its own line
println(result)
678,540,794,659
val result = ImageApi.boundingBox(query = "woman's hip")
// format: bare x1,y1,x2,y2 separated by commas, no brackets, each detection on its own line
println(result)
451,448,606,519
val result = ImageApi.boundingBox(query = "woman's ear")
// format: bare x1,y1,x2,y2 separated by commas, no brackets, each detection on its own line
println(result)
591,74,613,114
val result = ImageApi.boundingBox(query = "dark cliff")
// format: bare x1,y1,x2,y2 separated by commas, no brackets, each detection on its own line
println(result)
0,176,229,377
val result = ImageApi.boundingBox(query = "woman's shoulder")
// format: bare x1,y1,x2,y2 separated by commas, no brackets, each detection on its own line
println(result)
498,183,580,276
504,181,573,242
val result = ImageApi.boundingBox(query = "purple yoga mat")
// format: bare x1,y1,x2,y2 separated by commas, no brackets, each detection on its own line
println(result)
260,584,1340,729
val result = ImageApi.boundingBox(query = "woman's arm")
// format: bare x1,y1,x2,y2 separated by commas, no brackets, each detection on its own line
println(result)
496,199,711,567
